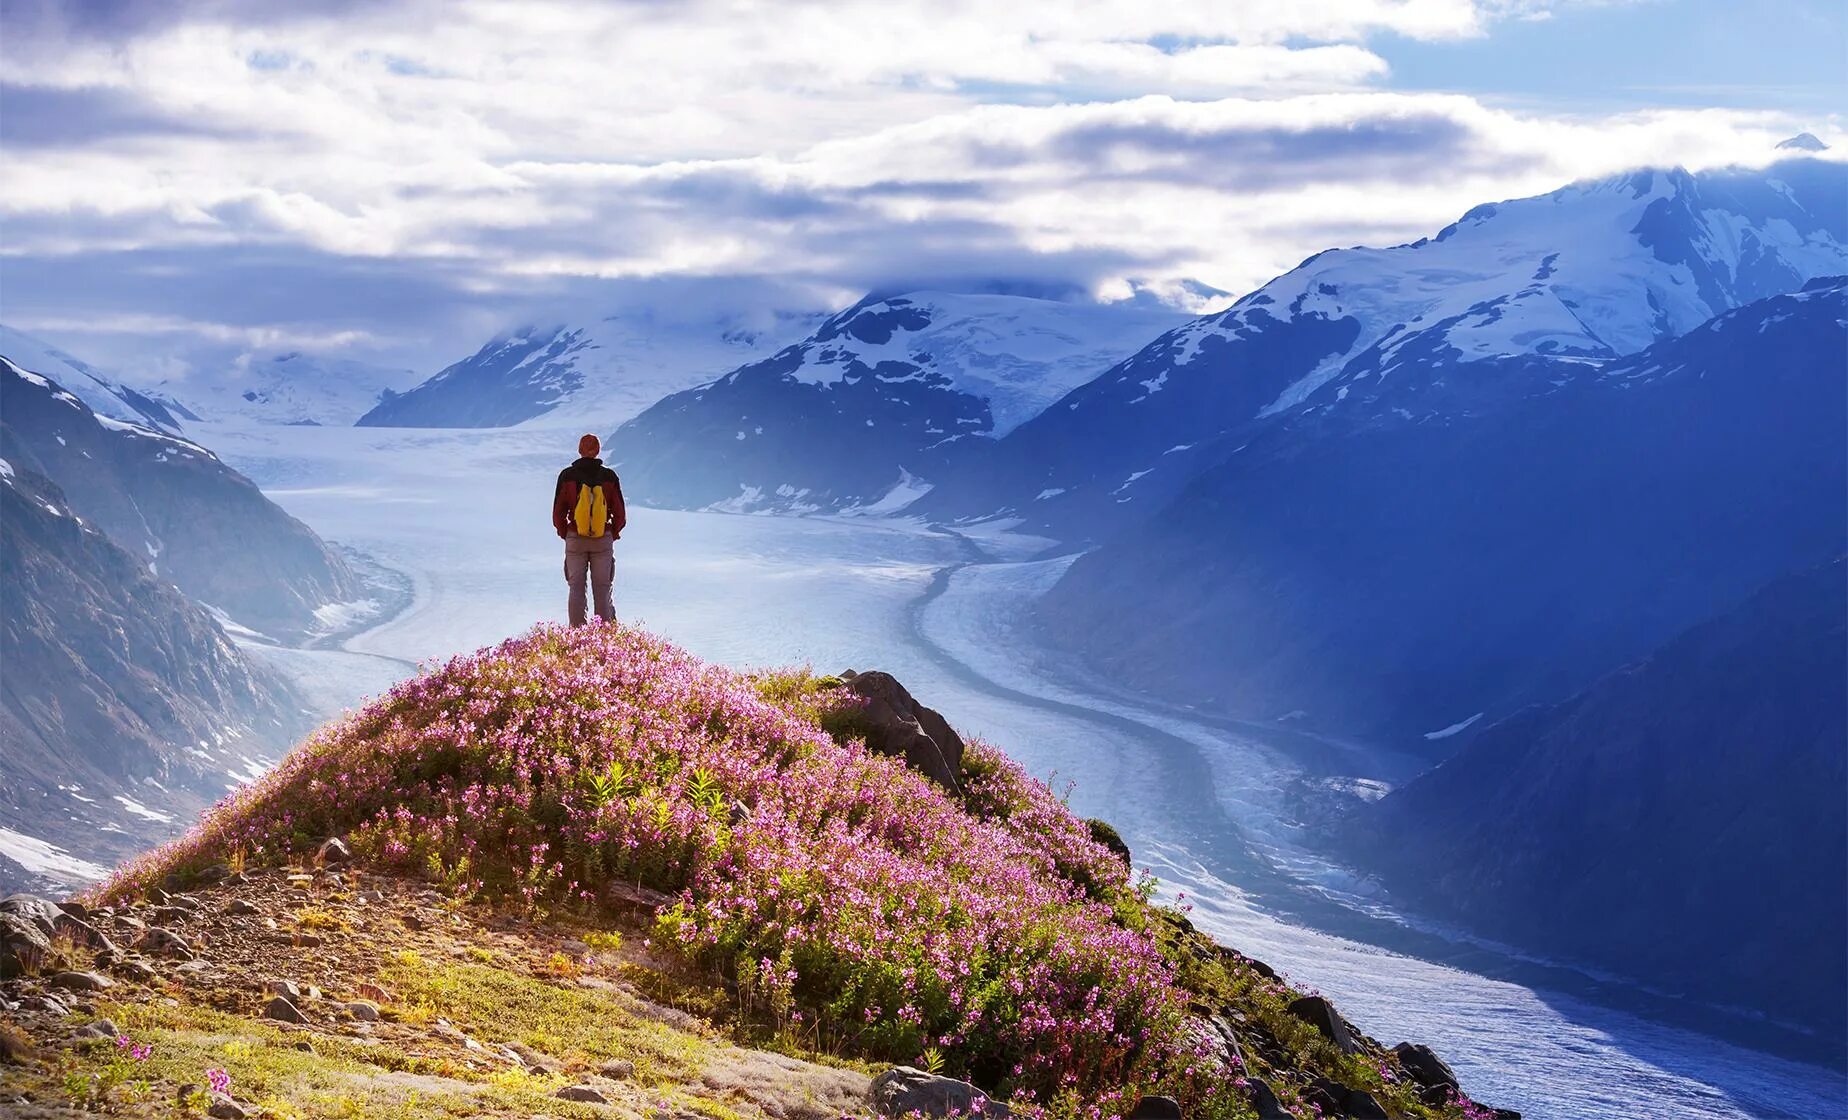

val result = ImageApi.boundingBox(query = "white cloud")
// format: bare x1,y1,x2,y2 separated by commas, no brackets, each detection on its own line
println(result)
0,0,1833,372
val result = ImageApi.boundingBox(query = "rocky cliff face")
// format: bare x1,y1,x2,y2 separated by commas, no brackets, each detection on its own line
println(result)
0,463,303,894
1346,557,1847,1043
1,354,359,640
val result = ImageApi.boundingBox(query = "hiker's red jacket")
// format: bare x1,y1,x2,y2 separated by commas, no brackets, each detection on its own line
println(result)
553,456,626,539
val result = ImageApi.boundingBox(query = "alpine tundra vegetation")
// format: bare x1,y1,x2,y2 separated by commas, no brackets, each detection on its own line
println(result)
3,624,1507,1120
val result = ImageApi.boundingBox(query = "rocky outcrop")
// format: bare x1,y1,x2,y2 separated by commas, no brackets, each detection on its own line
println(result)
870,1066,1010,1118
833,671,966,793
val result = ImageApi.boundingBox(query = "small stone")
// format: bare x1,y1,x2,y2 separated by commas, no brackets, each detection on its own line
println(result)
317,837,352,865
195,864,231,883
295,933,325,948
556,1086,608,1103
355,981,392,1003
140,927,194,959
113,959,159,983
207,1097,250,1119
55,900,90,921
598,1058,635,1080
227,899,260,917
561,939,589,956
263,995,307,1023
49,970,114,992
346,1000,380,1021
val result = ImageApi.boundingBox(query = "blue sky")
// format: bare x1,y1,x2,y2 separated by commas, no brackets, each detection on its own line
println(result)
0,0,1839,381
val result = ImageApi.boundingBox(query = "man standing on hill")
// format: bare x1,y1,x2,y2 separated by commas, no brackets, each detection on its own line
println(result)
552,434,625,626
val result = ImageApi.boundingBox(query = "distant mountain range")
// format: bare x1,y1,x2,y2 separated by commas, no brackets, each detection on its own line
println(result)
356,308,824,430
1345,556,1846,1041
609,292,1189,512
918,158,1848,533
150,351,422,427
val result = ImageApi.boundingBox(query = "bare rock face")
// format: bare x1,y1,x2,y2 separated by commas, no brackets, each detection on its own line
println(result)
835,671,965,794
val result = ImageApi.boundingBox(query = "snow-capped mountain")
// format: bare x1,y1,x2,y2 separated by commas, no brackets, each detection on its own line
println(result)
0,324,190,433
0,351,359,639
151,351,422,427
925,157,1848,531
357,308,823,430
1039,277,1848,742
610,291,1190,512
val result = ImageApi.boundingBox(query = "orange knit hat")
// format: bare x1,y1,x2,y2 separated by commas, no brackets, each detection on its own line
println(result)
578,433,600,457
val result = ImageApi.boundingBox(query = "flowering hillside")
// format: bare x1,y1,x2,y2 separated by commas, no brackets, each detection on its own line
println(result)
97,624,1484,1119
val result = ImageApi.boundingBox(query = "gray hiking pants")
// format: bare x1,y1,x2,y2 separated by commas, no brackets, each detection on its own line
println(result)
563,533,615,627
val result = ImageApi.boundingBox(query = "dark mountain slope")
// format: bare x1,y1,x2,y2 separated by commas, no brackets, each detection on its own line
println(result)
0,462,302,892
1345,557,1847,1040
1,354,358,639
1039,278,1848,742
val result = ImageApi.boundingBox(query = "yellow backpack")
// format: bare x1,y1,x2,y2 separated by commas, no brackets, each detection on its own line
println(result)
572,482,607,537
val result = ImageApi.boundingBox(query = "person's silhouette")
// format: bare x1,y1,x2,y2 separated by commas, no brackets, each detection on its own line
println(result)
551,433,625,626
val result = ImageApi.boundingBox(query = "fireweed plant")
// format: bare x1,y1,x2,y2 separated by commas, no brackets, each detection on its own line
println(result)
97,625,1240,1113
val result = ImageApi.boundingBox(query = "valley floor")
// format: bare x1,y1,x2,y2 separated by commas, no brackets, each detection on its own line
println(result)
129,421,1848,1120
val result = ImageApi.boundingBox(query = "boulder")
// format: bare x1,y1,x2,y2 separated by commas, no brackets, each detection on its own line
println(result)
869,1066,1009,1118
346,1000,380,1022
113,958,159,983
1393,1041,1460,1093
1287,994,1359,1055
317,836,352,865
0,894,63,937
555,1085,608,1103
207,1099,250,1119
1085,818,1132,866
836,671,966,792
56,916,115,955
140,927,194,959
1246,1079,1292,1120
598,1057,635,1079
0,912,51,978
1344,1087,1390,1119
49,970,114,992
263,996,306,1023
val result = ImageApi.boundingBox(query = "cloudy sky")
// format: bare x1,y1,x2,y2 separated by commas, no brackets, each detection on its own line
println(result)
1,0,1842,379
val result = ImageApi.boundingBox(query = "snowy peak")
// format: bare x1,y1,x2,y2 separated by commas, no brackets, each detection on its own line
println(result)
151,351,422,427
928,159,1848,531
1777,132,1829,152
359,308,822,430
0,324,189,434
762,290,1190,435
612,289,1188,512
